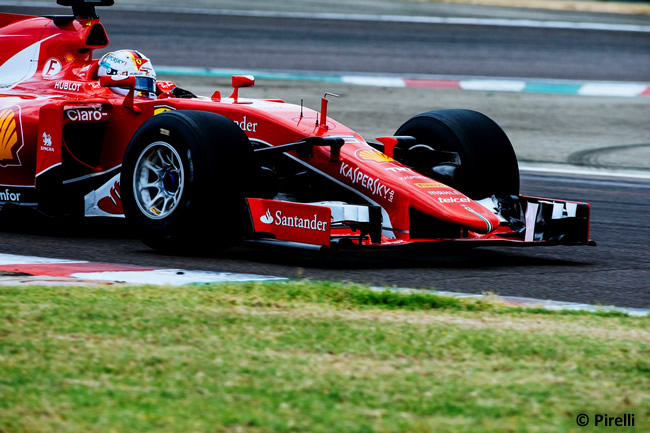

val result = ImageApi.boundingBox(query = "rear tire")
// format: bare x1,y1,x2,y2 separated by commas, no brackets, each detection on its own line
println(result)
394,109,519,199
121,110,256,252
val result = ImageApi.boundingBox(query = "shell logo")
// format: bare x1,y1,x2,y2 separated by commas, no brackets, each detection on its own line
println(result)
0,108,21,165
356,149,395,163
154,105,174,116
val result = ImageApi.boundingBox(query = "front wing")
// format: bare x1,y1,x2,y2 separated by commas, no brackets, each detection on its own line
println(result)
245,195,592,249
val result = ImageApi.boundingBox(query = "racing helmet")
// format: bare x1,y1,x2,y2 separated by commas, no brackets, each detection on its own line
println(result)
98,50,157,99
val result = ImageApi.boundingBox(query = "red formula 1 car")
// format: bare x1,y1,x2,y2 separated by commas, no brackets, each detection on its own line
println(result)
0,0,592,252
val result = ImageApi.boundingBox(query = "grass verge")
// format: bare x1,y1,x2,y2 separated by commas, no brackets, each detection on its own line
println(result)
1,281,648,433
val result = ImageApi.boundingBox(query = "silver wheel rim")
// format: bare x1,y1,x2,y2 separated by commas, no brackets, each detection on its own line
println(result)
133,141,185,220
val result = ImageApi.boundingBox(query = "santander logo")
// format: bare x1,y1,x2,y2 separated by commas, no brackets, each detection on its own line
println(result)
248,198,331,247
260,209,274,224
259,209,327,232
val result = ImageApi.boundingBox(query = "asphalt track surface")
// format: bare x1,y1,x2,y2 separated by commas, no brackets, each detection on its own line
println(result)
3,5,650,81
0,172,648,308
1,4,649,307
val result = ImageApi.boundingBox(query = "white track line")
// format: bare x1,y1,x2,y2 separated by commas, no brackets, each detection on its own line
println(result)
342,76,406,87
0,253,87,265
519,164,650,180
460,80,527,92
579,83,650,97
0,253,286,284
70,270,286,285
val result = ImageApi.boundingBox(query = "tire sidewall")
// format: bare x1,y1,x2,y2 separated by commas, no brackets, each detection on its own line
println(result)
121,111,254,249
121,114,201,238
395,109,519,199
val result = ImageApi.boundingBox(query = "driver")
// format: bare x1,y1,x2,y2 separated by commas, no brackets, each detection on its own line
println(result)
97,50,157,99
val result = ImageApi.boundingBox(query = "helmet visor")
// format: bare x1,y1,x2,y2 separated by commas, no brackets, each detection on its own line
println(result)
135,76,156,93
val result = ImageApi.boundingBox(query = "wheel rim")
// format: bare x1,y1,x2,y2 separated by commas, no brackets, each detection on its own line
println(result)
133,141,185,220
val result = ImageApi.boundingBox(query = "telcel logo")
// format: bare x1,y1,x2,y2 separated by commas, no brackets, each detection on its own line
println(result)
438,197,471,203
260,209,327,231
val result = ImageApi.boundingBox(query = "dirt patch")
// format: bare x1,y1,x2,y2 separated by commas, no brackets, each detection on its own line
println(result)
414,0,650,15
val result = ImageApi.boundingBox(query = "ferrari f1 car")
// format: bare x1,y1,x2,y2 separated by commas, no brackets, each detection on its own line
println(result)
0,0,592,252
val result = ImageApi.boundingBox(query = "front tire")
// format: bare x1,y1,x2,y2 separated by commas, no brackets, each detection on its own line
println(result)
121,110,256,252
394,109,519,199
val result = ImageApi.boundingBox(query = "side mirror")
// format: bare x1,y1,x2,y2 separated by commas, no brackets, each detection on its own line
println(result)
230,75,255,103
99,75,136,89
232,75,255,89
99,75,141,113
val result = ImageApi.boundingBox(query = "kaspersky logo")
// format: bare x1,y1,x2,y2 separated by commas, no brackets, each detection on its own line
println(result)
260,209,327,231
0,106,24,167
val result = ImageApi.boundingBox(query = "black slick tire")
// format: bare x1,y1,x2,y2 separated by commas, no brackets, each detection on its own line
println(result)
120,110,256,252
394,109,519,199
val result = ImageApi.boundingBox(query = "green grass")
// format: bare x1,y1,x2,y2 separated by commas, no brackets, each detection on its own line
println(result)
0,282,648,433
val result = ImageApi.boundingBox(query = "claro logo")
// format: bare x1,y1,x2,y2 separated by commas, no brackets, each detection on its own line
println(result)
66,108,107,122
259,209,328,231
